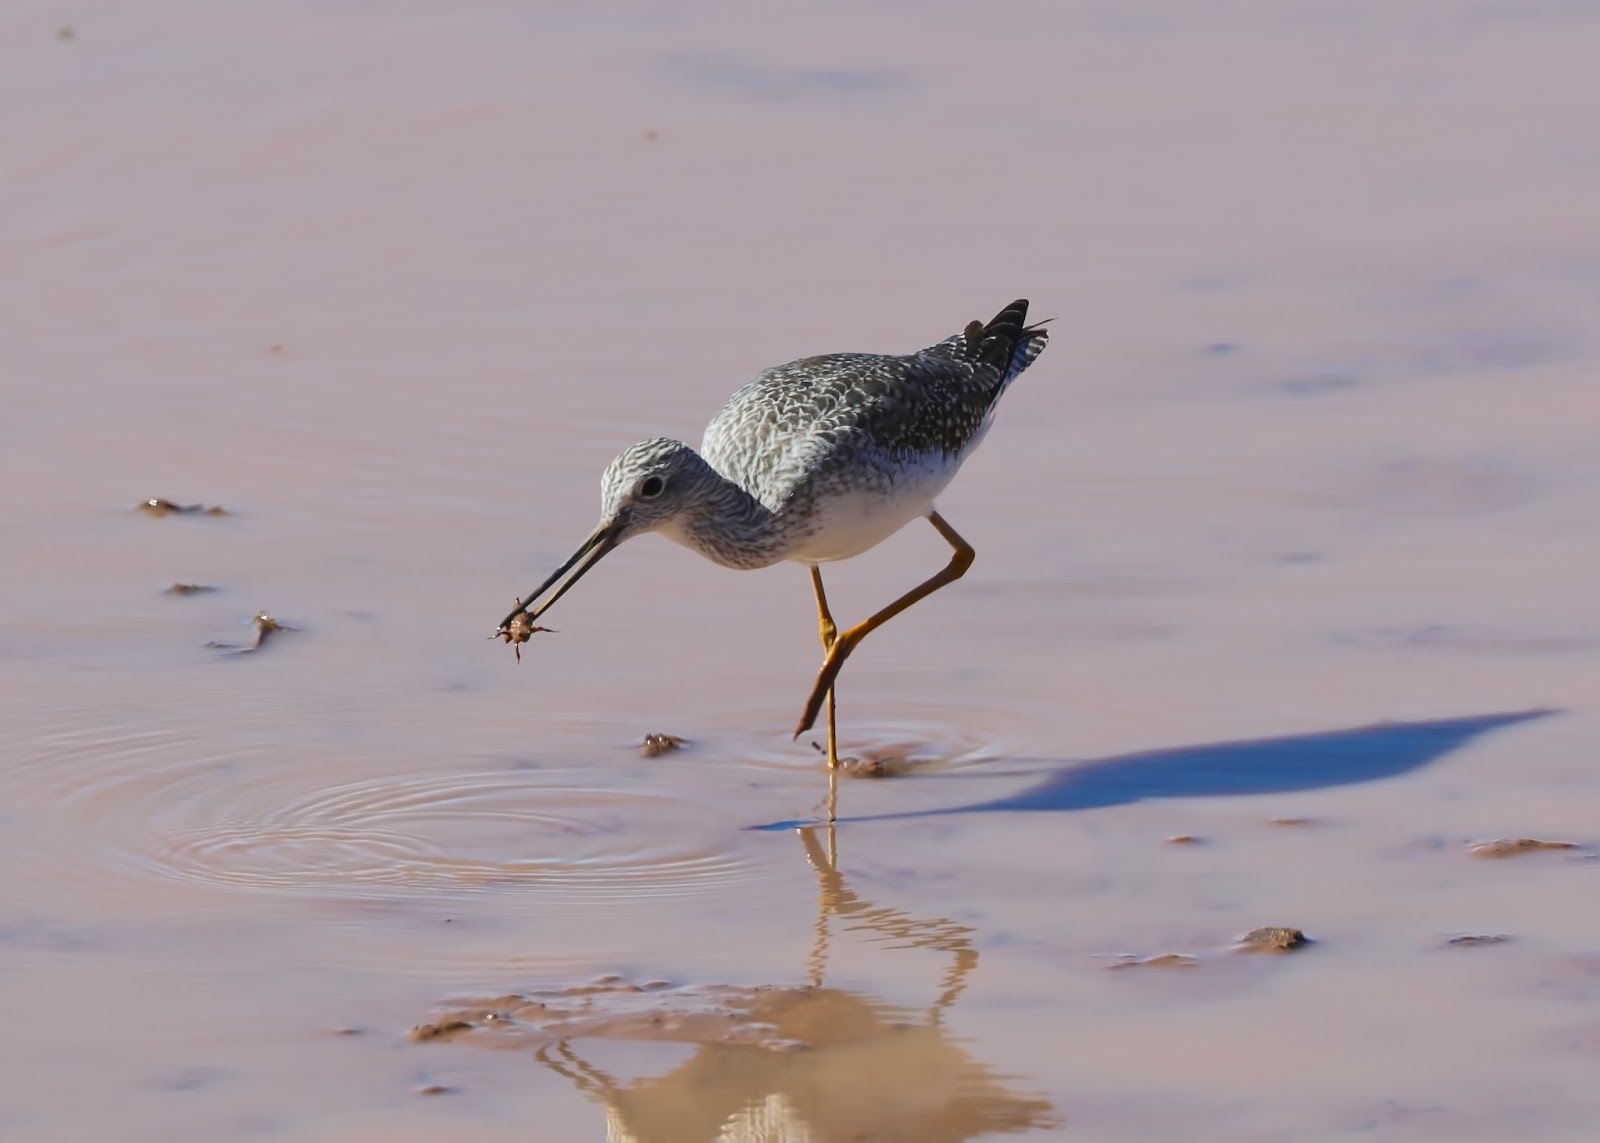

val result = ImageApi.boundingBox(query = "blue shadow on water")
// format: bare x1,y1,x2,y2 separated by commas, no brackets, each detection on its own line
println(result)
751,710,1555,831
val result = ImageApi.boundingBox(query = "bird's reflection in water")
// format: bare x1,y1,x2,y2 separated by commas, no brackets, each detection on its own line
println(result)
536,826,1056,1142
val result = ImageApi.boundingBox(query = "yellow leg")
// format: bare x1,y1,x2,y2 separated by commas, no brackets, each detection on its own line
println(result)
809,566,841,822
795,511,975,740
808,566,841,766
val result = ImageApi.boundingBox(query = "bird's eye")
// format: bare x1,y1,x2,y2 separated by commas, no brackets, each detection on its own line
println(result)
638,475,666,500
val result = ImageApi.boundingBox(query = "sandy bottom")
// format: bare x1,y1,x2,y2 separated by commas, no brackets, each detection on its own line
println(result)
5,2,1600,1140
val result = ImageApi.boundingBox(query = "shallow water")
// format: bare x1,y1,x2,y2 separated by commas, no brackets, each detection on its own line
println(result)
6,2,1600,1139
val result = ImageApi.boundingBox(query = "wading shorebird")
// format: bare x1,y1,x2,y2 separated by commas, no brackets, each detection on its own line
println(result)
496,299,1049,819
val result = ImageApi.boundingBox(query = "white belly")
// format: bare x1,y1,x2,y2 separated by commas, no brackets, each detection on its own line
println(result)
786,453,962,564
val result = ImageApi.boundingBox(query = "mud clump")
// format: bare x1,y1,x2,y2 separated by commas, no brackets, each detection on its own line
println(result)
1468,838,1580,858
165,583,218,596
1235,927,1311,953
408,1019,475,1043
1268,816,1314,827
1166,834,1202,845
641,733,686,757
1448,934,1513,947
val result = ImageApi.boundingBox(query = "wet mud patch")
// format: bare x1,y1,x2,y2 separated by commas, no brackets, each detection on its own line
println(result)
1105,953,1199,970
411,976,967,1057
413,976,1057,1134
410,978,832,1052
410,1018,477,1043
1102,925,1313,969
1468,837,1583,858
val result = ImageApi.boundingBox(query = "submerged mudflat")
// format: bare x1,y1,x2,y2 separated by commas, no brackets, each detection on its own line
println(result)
5,2,1600,1139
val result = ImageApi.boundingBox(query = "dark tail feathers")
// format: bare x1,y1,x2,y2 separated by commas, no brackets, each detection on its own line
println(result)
962,299,1049,384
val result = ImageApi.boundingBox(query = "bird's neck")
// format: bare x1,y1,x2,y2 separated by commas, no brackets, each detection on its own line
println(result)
665,458,792,570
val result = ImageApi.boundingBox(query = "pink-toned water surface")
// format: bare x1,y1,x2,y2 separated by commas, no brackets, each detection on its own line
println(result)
4,2,1600,1139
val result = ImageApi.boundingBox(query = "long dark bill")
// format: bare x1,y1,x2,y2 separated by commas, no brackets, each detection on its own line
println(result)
496,523,623,632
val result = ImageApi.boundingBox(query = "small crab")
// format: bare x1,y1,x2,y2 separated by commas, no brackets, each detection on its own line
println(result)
493,607,555,662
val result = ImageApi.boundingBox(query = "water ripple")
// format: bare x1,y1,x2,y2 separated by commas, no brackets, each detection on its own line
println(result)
11,698,775,924
131,772,754,900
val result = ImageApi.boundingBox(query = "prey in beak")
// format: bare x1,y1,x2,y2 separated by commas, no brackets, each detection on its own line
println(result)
493,522,624,660
492,435,712,661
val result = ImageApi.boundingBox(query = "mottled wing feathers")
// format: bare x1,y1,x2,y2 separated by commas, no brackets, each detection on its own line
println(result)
701,300,1050,508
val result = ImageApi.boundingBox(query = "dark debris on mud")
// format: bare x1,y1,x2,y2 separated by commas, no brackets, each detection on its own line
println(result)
1105,953,1199,970
1235,927,1312,953
1468,838,1581,858
641,733,687,757
138,498,228,517
207,611,297,654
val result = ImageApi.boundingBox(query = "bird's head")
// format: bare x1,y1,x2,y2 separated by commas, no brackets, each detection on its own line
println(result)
495,438,708,634
597,437,709,544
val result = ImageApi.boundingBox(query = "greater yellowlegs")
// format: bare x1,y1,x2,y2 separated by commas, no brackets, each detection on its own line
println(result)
497,299,1049,819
